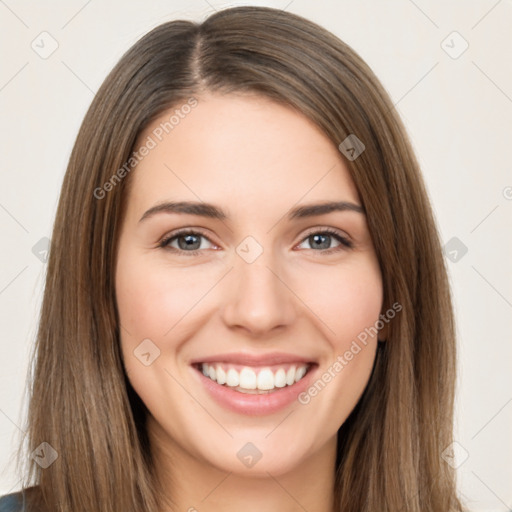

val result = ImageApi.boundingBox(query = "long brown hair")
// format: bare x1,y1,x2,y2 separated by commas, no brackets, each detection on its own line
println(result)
17,6,462,511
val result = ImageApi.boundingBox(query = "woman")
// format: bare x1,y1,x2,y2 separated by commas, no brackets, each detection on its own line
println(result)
1,6,463,511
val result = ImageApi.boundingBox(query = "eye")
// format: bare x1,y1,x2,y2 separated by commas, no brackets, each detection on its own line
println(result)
159,229,217,255
158,227,353,256
296,228,353,253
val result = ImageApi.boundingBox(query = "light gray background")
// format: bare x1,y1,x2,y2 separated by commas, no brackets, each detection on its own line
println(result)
1,1,511,510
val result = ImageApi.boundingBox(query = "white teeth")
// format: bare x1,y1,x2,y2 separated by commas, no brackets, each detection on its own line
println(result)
257,368,274,390
239,367,257,389
295,365,307,382
274,368,287,388
216,366,226,385
286,367,295,386
226,368,239,387
199,363,310,392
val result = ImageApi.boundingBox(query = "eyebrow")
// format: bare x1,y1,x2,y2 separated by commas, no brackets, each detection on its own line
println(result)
138,200,365,223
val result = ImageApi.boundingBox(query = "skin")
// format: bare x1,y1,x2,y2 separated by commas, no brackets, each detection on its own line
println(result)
115,92,386,512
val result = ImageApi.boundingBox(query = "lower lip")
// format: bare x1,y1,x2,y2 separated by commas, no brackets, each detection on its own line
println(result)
192,364,317,416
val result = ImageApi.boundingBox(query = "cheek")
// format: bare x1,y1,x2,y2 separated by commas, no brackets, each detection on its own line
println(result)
294,255,382,404
115,251,228,402
115,251,187,384
293,260,382,424
115,253,198,415
116,253,211,344
295,256,383,346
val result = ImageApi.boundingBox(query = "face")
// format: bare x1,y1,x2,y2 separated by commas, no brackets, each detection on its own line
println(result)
115,92,384,478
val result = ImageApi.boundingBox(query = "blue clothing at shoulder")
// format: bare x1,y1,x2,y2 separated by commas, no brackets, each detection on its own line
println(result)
0,491,24,512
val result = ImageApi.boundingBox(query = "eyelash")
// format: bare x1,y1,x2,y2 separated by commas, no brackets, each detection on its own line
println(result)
158,227,353,256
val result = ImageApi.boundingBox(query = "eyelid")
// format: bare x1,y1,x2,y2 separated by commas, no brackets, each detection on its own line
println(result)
300,225,350,240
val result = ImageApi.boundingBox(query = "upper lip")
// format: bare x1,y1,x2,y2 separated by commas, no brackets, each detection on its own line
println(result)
190,352,316,367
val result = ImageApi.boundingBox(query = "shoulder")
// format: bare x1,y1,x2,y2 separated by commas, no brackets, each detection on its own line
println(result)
0,487,39,512
0,491,23,512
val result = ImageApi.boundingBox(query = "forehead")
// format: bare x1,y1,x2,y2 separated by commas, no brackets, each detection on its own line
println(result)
128,93,360,219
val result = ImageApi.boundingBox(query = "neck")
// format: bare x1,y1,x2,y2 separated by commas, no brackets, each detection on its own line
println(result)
148,416,336,512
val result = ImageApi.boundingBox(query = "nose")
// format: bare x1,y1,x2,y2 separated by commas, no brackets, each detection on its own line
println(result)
220,253,297,336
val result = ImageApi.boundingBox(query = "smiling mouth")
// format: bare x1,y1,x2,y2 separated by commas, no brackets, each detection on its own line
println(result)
192,362,315,394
